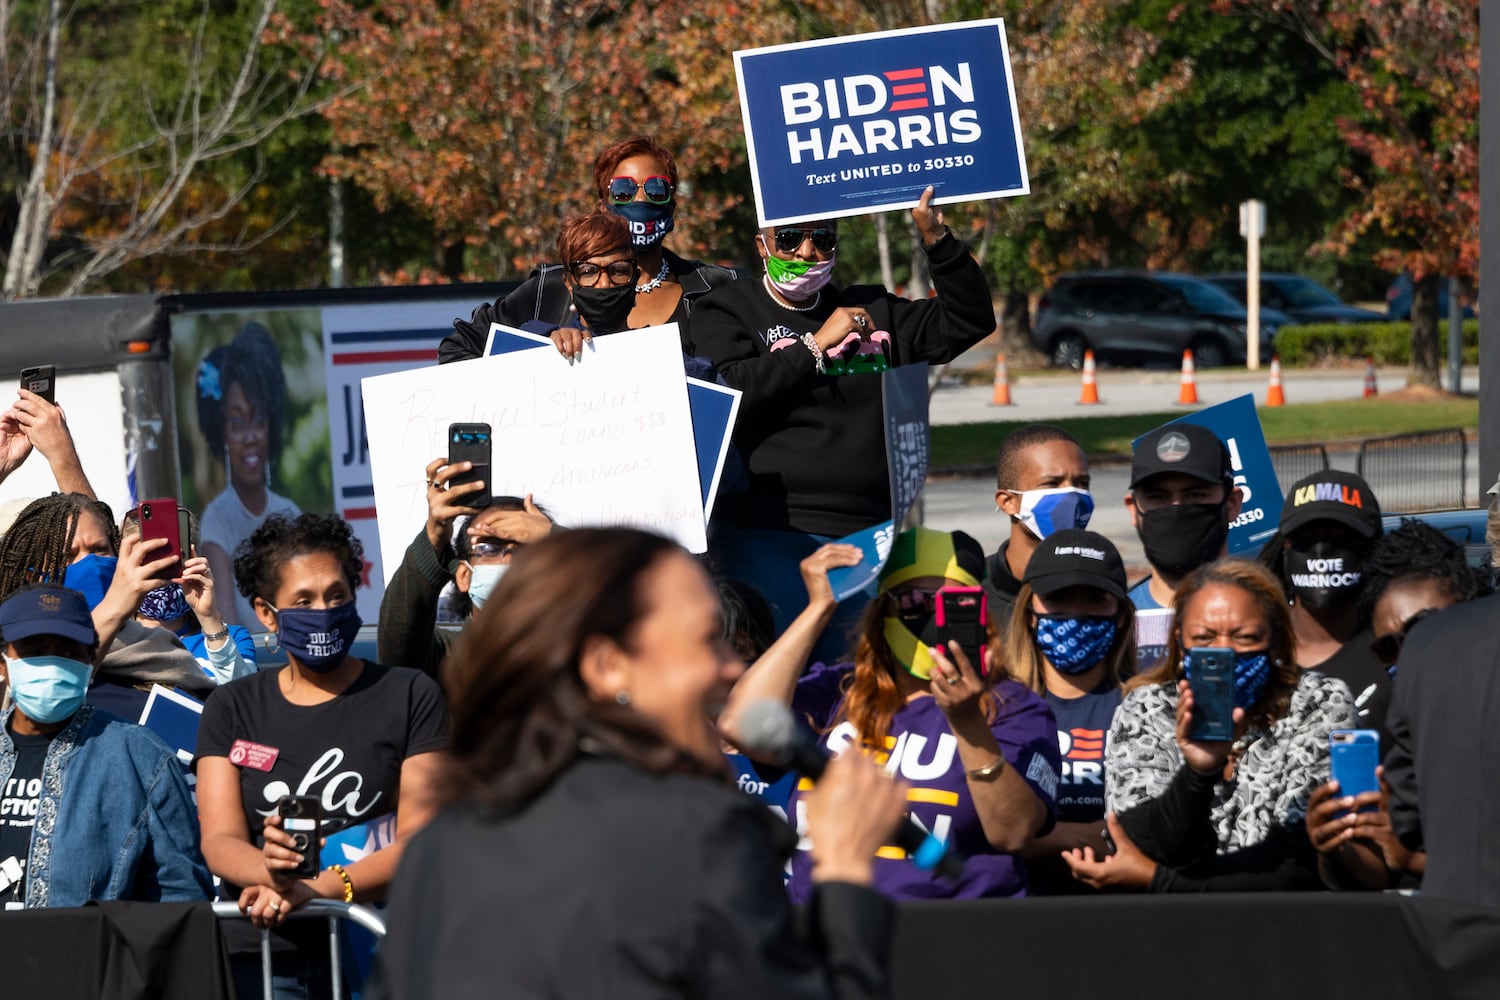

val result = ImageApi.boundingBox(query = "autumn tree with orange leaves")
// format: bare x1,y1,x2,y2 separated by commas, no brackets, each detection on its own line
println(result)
1215,0,1478,387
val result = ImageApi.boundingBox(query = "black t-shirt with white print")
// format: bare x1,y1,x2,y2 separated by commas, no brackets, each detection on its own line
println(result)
196,662,447,953
0,727,54,907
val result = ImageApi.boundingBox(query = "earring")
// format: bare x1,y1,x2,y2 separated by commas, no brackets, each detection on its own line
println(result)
614,690,632,706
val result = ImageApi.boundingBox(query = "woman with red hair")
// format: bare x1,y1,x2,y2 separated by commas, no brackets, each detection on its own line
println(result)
721,528,1060,900
441,135,735,362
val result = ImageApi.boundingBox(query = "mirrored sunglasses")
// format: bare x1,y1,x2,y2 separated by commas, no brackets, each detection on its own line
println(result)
608,175,674,205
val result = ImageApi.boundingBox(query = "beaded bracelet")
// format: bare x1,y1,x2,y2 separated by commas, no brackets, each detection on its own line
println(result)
328,863,355,903
800,332,826,375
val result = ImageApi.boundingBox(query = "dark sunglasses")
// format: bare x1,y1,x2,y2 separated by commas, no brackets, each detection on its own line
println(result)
608,175,674,205
1369,607,1438,666
566,259,639,286
773,227,838,254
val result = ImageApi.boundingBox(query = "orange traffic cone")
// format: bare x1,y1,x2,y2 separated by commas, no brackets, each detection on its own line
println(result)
1078,350,1100,405
1363,357,1379,398
1265,355,1286,407
1176,349,1199,405
990,352,1013,407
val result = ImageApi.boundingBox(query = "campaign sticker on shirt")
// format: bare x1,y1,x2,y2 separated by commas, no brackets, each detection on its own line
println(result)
228,739,280,772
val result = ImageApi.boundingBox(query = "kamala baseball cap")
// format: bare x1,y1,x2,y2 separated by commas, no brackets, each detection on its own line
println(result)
1279,470,1383,539
0,584,97,647
1022,529,1127,600
1130,423,1232,490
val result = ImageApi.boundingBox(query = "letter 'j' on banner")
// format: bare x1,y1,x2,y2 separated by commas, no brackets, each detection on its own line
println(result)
734,19,1028,227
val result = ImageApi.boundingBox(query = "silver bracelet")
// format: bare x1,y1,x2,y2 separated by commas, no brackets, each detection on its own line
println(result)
800,331,826,374
202,628,230,643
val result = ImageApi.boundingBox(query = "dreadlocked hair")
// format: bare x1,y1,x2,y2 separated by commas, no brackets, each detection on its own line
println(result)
0,493,118,599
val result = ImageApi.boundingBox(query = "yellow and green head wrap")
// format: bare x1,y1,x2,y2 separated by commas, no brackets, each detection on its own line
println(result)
879,527,986,680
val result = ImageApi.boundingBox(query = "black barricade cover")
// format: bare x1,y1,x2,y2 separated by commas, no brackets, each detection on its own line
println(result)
891,894,1500,1000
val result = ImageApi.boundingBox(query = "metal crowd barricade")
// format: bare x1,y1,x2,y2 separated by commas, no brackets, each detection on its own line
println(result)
211,899,386,1000
1356,427,1468,511
1268,442,1330,490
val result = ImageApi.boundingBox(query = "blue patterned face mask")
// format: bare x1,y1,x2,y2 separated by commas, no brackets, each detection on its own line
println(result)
1033,614,1118,675
1232,650,1272,709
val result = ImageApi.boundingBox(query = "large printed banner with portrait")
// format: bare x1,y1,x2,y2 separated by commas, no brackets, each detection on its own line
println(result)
734,19,1028,227
825,363,930,601
360,324,707,589
171,295,496,630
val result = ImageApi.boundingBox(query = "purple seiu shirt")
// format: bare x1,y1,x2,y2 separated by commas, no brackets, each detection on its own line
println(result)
785,661,1061,901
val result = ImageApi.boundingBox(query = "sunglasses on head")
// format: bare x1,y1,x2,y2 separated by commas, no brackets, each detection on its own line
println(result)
608,175,674,206
1369,607,1438,666
566,259,639,286
772,227,838,254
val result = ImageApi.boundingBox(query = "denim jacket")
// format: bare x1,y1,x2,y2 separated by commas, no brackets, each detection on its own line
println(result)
0,705,212,907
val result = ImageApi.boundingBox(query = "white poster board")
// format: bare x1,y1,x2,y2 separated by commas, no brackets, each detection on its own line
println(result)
361,324,706,583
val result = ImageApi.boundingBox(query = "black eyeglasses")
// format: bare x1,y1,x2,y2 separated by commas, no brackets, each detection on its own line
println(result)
566,260,639,287
608,175,674,205
1369,607,1438,666
773,227,838,254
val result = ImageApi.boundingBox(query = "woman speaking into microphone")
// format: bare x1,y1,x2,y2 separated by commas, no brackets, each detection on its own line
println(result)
372,528,908,1000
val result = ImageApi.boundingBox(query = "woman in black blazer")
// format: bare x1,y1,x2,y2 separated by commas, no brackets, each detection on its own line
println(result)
373,527,907,1000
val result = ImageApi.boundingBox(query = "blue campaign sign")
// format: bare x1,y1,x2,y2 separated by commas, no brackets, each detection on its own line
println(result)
1140,394,1284,554
734,19,1028,227
827,364,930,600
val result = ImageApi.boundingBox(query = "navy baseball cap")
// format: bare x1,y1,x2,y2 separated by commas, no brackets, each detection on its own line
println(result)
0,585,97,647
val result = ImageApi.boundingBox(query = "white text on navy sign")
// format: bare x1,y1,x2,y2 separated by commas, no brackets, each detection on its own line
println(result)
780,64,980,164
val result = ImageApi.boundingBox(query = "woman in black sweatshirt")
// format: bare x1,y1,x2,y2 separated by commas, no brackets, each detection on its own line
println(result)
686,186,995,659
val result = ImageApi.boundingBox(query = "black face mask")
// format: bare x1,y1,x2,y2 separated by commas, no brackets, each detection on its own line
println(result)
1284,539,1366,609
1137,502,1228,579
571,283,636,334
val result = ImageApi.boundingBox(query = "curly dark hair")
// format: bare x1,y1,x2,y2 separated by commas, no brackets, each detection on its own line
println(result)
1356,518,1491,628
441,528,721,809
195,322,289,464
0,494,118,600
232,512,364,604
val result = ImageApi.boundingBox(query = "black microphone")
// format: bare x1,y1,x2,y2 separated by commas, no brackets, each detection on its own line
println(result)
737,699,966,881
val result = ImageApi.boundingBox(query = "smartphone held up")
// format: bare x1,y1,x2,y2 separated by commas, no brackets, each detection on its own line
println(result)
1185,646,1236,743
447,422,492,509
936,586,988,677
136,498,185,579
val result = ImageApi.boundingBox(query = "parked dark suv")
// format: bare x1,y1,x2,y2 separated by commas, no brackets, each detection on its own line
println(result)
1032,271,1287,369
1205,272,1384,324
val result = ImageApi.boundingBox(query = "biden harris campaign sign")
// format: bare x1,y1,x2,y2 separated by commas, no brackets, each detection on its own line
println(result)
734,19,1029,227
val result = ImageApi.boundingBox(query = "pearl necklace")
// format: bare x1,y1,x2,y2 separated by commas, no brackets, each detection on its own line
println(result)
636,258,671,293
762,275,821,312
